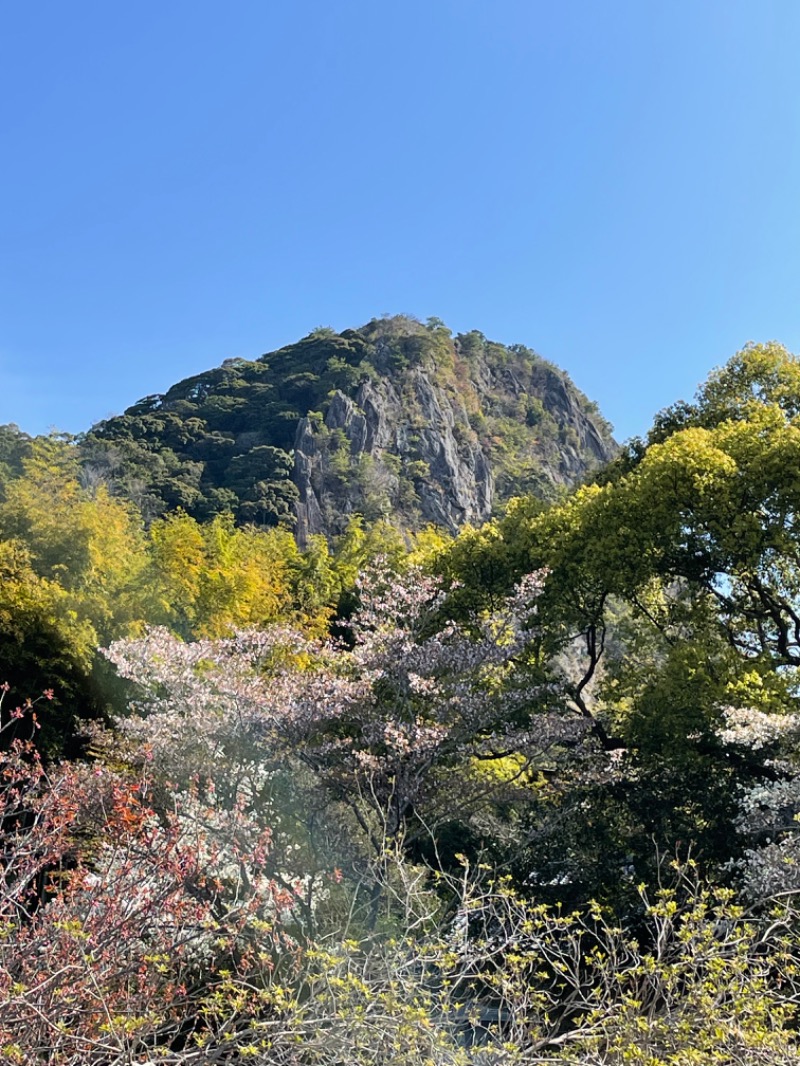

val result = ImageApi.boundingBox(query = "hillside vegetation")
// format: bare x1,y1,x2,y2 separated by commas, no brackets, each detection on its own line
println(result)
82,315,615,538
4,341,800,1062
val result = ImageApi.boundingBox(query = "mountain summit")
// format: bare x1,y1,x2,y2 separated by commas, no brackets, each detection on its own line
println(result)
84,316,616,539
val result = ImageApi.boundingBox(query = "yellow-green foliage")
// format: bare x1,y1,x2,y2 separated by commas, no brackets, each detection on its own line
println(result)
0,438,149,649
206,862,800,1065
148,510,301,638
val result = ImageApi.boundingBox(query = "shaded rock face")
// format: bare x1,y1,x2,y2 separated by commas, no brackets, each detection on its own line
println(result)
293,418,327,541
525,362,613,482
294,374,496,543
292,331,615,544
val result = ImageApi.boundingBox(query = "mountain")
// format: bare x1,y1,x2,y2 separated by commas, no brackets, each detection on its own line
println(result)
82,316,616,540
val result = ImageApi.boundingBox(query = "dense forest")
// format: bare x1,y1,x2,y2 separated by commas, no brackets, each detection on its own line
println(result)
3,337,800,1063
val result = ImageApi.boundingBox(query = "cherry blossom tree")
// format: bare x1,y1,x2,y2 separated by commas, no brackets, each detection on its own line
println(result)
104,563,587,870
717,705,800,898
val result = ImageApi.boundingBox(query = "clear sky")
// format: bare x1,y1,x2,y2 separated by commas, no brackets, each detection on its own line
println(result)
2,1,799,443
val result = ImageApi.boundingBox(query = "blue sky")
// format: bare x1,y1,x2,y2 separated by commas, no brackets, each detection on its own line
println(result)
2,0,799,442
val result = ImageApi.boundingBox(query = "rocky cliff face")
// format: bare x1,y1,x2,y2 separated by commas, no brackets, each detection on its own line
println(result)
291,320,615,543
85,316,617,540
294,375,496,543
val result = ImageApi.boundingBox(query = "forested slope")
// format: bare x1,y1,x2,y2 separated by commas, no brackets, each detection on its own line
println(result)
82,315,616,538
